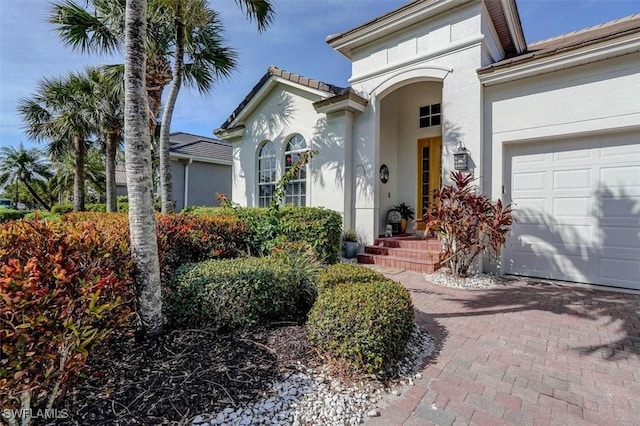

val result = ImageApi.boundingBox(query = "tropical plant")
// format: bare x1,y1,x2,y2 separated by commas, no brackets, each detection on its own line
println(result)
0,143,52,211
81,67,125,212
158,0,273,213
50,147,106,204
419,171,514,277
123,0,164,337
392,202,415,220
342,229,359,242
18,73,99,211
270,149,317,210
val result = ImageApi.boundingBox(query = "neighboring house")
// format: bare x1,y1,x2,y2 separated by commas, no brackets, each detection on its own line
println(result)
215,0,640,290
116,132,232,211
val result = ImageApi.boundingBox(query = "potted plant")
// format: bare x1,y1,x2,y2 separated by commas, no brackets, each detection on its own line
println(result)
392,203,415,234
342,229,360,258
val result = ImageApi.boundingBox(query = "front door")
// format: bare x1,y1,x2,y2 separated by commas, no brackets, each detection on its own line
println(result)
416,137,441,230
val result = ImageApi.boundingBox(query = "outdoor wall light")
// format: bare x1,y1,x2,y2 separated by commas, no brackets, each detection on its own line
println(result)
454,141,469,171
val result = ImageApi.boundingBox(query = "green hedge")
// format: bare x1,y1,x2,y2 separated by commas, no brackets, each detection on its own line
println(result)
165,254,318,331
317,263,386,290
307,279,414,375
0,209,30,223
184,206,342,264
51,203,107,214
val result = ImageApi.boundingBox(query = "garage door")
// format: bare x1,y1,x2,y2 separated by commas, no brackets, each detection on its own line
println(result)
505,131,640,290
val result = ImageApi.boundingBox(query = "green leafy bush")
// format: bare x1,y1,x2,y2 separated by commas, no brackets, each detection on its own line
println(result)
0,209,30,223
185,206,342,263
86,203,106,212
279,207,342,264
316,263,385,290
22,210,60,221
307,279,414,375
51,204,74,214
166,253,319,331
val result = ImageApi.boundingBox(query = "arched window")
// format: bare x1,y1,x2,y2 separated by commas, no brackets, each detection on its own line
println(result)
257,141,276,207
284,134,308,206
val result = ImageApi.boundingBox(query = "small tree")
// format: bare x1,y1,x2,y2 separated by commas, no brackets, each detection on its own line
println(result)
420,171,514,277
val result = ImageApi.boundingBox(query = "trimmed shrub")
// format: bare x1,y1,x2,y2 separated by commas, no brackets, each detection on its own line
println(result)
0,209,30,223
316,263,385,290
279,207,342,264
185,206,342,263
0,219,134,415
307,279,414,375
86,203,106,212
156,214,249,279
166,253,319,331
23,210,60,221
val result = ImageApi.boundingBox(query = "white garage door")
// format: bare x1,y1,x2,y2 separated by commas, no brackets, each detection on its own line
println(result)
505,131,640,290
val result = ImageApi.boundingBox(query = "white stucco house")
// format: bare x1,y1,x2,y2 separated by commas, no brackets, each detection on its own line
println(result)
215,0,640,290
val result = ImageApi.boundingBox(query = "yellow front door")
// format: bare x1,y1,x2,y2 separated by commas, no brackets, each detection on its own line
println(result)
415,137,442,230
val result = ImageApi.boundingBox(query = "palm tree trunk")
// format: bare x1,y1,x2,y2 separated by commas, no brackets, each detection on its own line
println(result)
106,131,118,212
159,0,184,214
14,177,19,208
73,134,86,211
124,0,163,338
23,181,51,211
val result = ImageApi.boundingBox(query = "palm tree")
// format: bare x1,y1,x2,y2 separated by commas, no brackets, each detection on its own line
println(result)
50,0,174,146
82,67,125,212
50,147,106,204
18,73,98,211
124,0,164,337
0,143,53,211
158,0,273,212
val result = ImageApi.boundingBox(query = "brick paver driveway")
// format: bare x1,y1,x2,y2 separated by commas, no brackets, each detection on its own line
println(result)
367,271,640,426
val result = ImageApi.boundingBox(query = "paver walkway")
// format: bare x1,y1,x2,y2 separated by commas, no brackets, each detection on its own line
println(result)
366,271,640,426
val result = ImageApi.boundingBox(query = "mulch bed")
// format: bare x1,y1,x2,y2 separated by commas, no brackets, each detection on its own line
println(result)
55,325,318,425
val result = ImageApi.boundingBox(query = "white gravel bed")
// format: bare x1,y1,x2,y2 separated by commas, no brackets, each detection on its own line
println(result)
191,325,435,426
426,268,504,289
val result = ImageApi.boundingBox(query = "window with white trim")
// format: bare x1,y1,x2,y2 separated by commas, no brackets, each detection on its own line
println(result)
284,134,308,206
419,103,441,128
257,141,276,207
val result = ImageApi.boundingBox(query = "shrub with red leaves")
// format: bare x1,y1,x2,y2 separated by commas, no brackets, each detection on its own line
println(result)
0,219,134,419
420,171,514,277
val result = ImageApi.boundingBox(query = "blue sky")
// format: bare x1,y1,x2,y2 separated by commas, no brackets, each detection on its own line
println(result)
1,0,638,150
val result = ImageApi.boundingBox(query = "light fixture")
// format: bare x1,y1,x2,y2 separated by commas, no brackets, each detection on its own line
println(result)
454,140,469,171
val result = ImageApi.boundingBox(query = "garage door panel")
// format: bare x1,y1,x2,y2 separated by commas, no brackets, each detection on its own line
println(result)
600,165,640,187
553,169,591,190
513,171,546,191
600,257,640,283
553,197,591,218
505,131,640,290
601,227,640,249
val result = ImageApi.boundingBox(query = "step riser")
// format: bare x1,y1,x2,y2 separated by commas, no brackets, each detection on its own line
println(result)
357,254,438,274
373,239,441,251
364,246,439,261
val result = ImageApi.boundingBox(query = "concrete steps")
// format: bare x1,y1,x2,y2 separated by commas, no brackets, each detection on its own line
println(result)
357,235,442,273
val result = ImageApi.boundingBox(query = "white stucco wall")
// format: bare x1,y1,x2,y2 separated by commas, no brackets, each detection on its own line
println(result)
347,2,486,242
231,84,349,219
484,52,640,202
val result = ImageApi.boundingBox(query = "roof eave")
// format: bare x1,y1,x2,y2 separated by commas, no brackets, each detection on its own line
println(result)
478,32,640,86
313,90,369,114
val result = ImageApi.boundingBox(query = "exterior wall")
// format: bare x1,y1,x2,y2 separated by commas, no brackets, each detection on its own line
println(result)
186,161,231,208
349,1,486,242
231,85,348,218
171,161,186,211
483,52,640,274
484,52,640,202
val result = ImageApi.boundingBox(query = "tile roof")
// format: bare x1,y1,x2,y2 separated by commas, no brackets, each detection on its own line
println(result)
479,14,640,74
219,65,347,130
115,132,231,185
